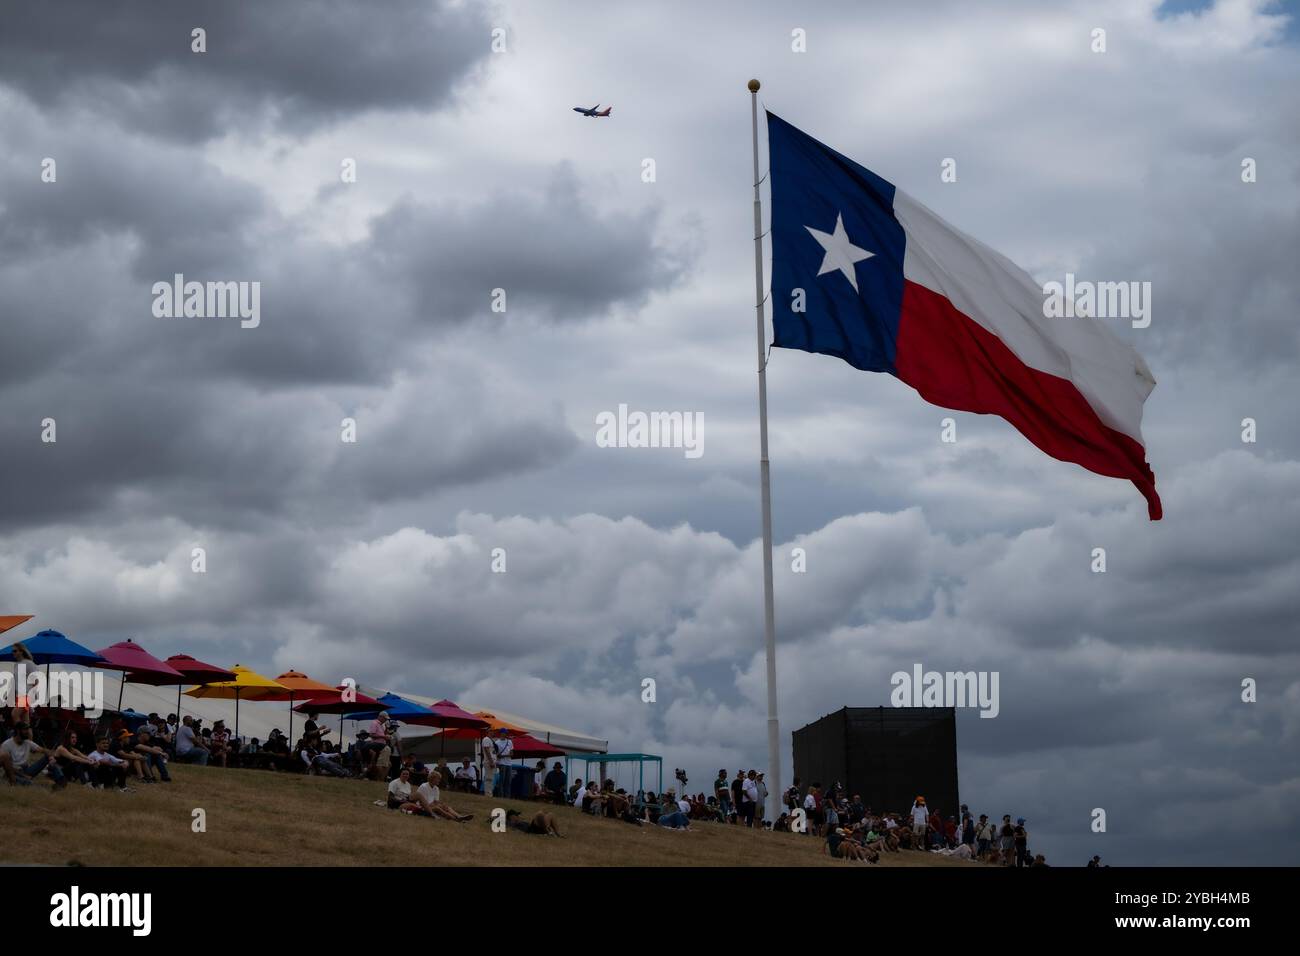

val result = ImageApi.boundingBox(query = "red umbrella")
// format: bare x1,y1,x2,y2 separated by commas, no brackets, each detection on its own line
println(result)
408,699,490,756
94,639,186,711
508,732,565,758
293,688,384,746
164,654,237,720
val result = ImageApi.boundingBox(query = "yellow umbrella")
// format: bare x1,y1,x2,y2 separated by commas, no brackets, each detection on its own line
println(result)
184,664,288,741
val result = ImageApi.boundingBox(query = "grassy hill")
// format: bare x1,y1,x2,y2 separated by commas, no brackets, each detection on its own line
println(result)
4,764,979,867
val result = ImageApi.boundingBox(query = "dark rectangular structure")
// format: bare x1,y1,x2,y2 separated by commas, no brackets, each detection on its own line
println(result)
792,706,959,818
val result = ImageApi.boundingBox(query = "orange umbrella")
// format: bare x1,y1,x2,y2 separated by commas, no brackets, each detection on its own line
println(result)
245,670,337,745
0,615,34,635
441,710,527,739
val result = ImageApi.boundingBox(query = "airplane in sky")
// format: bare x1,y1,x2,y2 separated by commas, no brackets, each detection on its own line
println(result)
572,103,612,117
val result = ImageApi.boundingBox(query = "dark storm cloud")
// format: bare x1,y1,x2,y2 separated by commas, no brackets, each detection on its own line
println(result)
368,165,693,324
0,0,493,141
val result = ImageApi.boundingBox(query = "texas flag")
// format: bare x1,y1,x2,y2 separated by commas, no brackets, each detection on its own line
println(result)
766,112,1161,519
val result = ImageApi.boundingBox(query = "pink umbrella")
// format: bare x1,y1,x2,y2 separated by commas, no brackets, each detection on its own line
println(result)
94,639,186,712
422,699,491,729
412,699,490,756
164,654,237,720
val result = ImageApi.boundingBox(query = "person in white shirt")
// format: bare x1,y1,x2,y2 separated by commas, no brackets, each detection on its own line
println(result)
415,771,473,821
491,730,514,798
174,717,210,766
480,733,498,796
387,768,419,811
453,757,478,792
87,737,132,791
910,797,931,851
742,770,760,828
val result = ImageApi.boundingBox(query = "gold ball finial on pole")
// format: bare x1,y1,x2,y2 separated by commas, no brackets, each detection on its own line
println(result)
748,78,760,92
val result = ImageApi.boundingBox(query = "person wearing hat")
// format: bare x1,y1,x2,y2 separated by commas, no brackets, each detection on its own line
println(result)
910,796,930,851
542,761,566,804
975,814,995,861
1014,817,1030,868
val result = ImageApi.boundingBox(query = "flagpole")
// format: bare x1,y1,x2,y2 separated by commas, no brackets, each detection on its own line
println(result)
749,79,781,824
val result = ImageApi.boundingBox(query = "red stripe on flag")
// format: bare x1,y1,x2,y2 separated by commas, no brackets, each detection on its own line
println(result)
894,281,1161,519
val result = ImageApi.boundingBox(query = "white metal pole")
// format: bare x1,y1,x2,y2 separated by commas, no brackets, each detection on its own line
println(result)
749,79,781,825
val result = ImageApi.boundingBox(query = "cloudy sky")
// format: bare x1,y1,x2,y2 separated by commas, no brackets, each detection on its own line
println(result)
2,0,1298,865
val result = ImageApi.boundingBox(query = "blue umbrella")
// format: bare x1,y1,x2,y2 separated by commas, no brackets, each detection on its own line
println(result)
0,629,107,710
0,629,106,667
341,691,435,723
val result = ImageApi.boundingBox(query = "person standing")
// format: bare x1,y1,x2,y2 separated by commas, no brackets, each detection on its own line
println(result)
480,729,498,795
910,797,930,851
1014,818,1030,868
492,729,514,798
714,769,732,818
755,772,769,826
742,770,760,828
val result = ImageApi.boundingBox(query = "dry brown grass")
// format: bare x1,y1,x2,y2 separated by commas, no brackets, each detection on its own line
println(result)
3,764,979,867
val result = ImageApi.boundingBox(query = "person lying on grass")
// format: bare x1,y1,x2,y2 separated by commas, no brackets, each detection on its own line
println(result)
415,771,473,822
505,808,563,836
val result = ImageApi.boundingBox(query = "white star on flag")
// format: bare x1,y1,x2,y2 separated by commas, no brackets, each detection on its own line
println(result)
805,212,874,292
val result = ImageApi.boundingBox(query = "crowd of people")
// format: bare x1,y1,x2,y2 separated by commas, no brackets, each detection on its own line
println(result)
3,700,1050,864
771,777,1049,866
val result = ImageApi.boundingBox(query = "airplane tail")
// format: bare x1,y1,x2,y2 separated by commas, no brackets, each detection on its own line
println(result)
599,106,612,117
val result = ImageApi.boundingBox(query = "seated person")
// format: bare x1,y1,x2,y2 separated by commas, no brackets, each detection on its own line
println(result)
414,771,473,822
360,714,391,768
108,731,153,782
1,723,66,788
826,828,878,862
87,737,131,790
395,753,427,785
387,768,421,811
602,784,634,819
174,717,210,765
131,728,172,782
541,762,566,804
505,808,562,836
302,744,350,777
656,792,693,830
430,758,456,788
207,720,232,768
453,757,479,793
51,730,96,785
